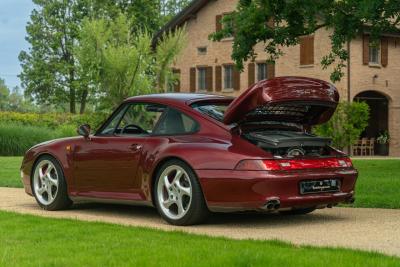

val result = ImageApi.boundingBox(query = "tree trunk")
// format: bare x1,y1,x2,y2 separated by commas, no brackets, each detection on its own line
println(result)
80,89,88,114
69,69,76,114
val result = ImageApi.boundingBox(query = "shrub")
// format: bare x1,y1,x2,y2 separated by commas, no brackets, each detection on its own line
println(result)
0,111,108,130
0,123,79,156
314,101,370,150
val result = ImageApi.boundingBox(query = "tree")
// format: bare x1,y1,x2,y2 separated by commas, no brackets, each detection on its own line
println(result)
75,14,187,108
19,0,161,114
210,0,400,82
0,78,10,111
160,0,191,24
314,102,370,150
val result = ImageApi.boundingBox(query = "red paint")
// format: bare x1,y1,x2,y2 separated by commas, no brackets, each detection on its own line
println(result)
21,77,357,212
223,76,339,125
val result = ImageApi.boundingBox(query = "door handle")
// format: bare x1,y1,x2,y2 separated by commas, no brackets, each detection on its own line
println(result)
129,144,143,152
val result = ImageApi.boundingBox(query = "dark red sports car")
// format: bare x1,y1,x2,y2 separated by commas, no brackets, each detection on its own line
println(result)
21,76,357,225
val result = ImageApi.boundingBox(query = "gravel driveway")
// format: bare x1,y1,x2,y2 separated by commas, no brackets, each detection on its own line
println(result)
1,187,399,257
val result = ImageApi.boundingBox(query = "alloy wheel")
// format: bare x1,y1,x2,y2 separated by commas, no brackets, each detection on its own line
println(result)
33,160,59,206
157,165,192,220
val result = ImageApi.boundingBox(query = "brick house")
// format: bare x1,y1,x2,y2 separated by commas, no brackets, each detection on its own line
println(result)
155,0,400,156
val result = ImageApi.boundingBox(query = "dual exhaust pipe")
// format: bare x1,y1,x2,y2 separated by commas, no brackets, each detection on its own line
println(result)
263,198,280,211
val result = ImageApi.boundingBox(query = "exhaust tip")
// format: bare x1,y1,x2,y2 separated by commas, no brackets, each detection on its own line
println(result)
262,198,281,210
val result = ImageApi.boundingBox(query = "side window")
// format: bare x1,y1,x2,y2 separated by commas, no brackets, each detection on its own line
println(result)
117,103,166,135
154,108,199,135
99,105,128,135
99,103,166,136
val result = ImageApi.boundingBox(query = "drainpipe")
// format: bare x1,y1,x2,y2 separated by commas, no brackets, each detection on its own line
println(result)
347,39,351,102
347,39,351,155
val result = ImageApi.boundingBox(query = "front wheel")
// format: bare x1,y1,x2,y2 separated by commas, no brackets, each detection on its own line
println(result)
31,155,72,210
154,160,209,226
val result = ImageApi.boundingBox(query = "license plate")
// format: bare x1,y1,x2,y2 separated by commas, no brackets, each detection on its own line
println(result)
299,179,340,194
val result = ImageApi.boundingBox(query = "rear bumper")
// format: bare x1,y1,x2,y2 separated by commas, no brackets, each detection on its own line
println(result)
197,168,357,212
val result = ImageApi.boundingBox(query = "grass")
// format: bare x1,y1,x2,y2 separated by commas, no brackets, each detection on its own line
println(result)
0,210,398,266
351,160,400,209
0,157,399,208
0,123,76,156
0,157,22,188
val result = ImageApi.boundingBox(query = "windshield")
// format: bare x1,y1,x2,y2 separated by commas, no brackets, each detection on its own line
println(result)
191,103,229,122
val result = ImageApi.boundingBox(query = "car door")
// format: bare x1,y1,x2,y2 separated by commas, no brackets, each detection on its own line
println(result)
73,102,166,200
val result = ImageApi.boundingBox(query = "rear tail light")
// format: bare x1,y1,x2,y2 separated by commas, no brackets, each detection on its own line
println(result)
235,157,353,171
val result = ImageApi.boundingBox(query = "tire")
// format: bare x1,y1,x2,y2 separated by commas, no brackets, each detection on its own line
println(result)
31,155,72,211
280,207,316,215
154,159,209,226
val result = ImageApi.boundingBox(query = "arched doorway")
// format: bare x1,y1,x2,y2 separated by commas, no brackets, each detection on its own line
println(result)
354,91,389,155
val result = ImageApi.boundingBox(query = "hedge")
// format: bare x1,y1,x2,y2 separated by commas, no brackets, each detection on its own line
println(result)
0,111,108,130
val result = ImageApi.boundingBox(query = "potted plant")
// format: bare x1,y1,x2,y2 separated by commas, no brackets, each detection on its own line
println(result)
376,131,390,155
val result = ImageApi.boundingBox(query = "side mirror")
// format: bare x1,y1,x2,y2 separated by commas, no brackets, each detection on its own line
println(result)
77,124,91,138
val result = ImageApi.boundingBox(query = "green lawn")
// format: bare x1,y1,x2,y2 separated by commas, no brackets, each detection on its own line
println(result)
0,156,22,188
0,211,397,266
1,157,399,208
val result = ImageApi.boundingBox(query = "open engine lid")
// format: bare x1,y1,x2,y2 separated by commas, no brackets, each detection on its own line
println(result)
223,76,339,126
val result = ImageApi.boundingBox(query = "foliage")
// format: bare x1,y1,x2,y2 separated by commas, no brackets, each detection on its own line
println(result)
0,123,60,156
0,78,9,110
376,131,390,144
19,0,162,114
0,211,399,266
0,111,107,130
75,14,187,108
210,0,400,82
159,0,191,24
314,102,369,150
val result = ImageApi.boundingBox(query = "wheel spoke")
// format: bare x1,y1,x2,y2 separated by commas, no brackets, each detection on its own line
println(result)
163,175,171,189
37,186,46,195
172,170,183,184
176,181,191,197
47,174,58,187
44,165,53,177
176,198,185,215
46,187,54,202
162,198,174,209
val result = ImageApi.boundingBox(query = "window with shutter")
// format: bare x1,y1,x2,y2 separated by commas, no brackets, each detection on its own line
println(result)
215,66,222,92
197,67,207,91
362,35,369,65
267,63,275,79
190,68,196,92
172,69,180,92
216,15,222,32
248,63,255,86
205,66,213,92
224,65,234,89
233,68,240,91
257,63,267,81
381,37,388,67
300,35,314,65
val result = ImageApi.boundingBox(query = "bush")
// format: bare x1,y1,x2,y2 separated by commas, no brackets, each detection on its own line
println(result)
0,111,108,130
314,101,370,150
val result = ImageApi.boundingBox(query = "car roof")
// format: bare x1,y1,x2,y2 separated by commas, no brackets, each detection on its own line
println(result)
124,93,233,107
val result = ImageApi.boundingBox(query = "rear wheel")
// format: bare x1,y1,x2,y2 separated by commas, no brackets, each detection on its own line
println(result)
32,155,72,210
280,207,316,215
154,160,209,225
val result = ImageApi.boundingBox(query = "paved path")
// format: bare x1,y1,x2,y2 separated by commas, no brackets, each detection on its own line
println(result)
1,187,399,257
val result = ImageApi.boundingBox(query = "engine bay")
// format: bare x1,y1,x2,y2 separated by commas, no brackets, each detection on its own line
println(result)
243,130,332,158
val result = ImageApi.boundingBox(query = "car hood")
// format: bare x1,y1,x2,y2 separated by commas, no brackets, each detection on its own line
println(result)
223,76,339,126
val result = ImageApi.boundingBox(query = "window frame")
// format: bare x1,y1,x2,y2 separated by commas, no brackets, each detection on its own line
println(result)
224,65,234,89
96,102,167,137
257,63,267,81
197,67,207,91
152,106,200,136
369,40,381,65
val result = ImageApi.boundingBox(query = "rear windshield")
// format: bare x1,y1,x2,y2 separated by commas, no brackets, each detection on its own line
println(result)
191,103,229,122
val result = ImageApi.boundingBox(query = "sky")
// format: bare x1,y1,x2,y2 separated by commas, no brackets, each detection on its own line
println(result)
0,0,35,89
